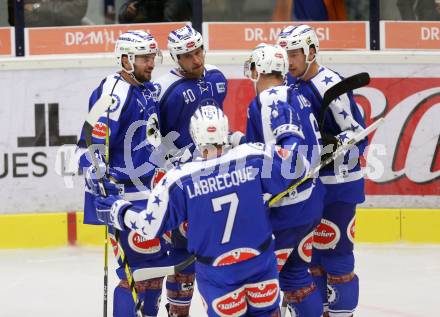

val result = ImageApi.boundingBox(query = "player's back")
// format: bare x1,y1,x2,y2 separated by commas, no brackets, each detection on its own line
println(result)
177,144,273,266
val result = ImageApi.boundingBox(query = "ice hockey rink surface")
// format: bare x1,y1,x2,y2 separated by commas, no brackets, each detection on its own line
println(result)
1,243,439,317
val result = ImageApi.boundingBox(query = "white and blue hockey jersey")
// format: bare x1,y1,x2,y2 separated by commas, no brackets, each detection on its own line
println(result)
287,67,366,204
78,74,160,225
246,85,323,229
153,65,227,154
120,143,308,266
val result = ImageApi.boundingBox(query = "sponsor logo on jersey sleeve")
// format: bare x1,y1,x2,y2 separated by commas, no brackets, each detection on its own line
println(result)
128,231,161,254
313,219,341,250
216,82,226,93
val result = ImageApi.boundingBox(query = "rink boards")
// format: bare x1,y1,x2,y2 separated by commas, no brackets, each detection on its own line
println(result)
0,51,439,247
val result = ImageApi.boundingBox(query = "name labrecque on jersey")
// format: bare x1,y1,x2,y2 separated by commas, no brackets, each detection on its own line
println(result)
186,166,256,198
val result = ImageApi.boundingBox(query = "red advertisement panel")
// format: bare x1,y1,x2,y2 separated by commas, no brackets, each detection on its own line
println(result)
223,78,440,196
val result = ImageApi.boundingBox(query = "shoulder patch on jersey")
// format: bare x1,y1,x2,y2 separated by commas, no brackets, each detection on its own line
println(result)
216,82,226,93
108,94,121,113
153,71,182,102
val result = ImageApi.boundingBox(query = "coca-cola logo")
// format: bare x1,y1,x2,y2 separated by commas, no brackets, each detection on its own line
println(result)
347,216,355,243
213,248,260,267
213,287,247,316
245,279,279,308
274,248,293,272
355,79,440,196
313,219,340,250
298,231,314,262
127,231,161,254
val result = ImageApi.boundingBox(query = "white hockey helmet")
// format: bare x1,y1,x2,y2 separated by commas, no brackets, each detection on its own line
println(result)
190,101,229,150
168,25,204,62
244,43,288,82
276,25,320,62
115,30,162,73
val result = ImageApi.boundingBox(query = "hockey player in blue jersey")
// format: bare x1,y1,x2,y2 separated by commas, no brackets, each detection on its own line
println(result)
277,25,367,317
244,43,325,317
94,105,315,317
78,31,175,317
152,25,230,316
154,25,229,154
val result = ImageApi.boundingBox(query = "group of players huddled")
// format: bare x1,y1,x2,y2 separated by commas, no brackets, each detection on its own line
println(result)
78,24,366,317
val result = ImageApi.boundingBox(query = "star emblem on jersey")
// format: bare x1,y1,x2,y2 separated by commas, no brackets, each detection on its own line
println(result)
162,178,167,186
268,88,278,95
130,221,139,230
338,110,349,119
144,212,156,225
153,195,162,206
350,123,359,131
339,133,349,142
322,76,333,85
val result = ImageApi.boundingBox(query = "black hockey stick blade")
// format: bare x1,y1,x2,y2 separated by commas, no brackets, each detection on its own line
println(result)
319,72,370,128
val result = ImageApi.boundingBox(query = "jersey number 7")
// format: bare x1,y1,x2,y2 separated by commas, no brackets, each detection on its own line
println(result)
212,193,239,244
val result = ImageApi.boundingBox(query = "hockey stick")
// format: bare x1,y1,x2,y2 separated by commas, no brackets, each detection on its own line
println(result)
81,94,144,317
269,117,384,207
133,255,196,282
319,72,370,130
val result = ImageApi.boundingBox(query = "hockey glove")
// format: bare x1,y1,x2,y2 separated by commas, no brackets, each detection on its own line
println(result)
228,131,246,148
94,195,132,231
270,101,304,143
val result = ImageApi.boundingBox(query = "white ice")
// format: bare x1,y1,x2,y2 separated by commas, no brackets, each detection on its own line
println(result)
1,244,439,317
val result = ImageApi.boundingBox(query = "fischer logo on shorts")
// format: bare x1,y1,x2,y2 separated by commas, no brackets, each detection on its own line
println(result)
213,287,247,317
298,231,314,263
347,216,355,244
213,248,260,267
92,122,109,139
128,231,161,254
274,248,293,271
245,279,279,308
313,219,341,250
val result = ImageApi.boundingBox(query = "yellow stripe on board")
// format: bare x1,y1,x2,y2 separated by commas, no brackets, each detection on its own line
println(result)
0,213,67,248
0,209,440,248
355,208,401,243
76,212,106,246
402,209,440,243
